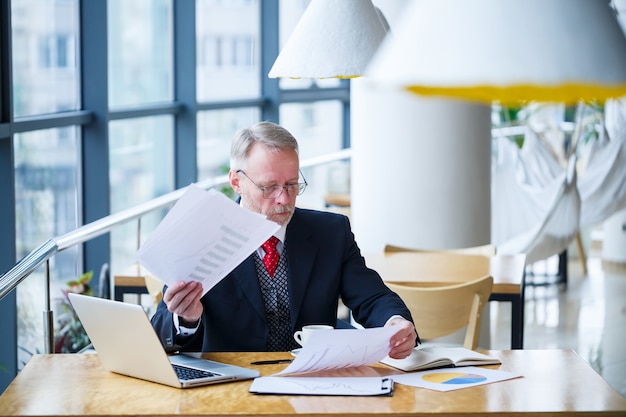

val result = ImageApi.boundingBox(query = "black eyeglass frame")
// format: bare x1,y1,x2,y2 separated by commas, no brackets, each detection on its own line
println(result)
236,169,308,199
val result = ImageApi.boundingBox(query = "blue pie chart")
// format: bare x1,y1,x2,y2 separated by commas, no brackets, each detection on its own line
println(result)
422,372,488,385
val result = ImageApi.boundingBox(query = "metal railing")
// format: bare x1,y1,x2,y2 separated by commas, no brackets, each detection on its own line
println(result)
0,149,352,352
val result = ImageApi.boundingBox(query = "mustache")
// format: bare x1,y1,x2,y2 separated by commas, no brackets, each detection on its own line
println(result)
267,206,294,216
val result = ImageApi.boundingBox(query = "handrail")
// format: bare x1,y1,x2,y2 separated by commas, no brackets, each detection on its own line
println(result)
0,175,225,301
0,239,58,300
0,149,353,302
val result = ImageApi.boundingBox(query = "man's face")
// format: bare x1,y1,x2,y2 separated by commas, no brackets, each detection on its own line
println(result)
229,142,300,226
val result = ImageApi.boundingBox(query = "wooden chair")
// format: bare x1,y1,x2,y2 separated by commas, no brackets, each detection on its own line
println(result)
380,245,492,285
113,264,163,314
386,275,493,350
384,243,496,256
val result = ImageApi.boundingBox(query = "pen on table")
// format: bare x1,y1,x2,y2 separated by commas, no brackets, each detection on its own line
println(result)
250,359,293,365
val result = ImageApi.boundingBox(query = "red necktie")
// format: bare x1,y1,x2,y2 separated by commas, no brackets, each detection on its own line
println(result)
261,236,280,277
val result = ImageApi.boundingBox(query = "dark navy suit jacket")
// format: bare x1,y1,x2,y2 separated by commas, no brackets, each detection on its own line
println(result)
151,207,413,352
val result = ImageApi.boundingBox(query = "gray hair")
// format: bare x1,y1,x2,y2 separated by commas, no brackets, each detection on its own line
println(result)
230,121,299,170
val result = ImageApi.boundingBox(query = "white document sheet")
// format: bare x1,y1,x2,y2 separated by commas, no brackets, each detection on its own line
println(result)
276,326,400,376
135,184,280,295
250,376,394,396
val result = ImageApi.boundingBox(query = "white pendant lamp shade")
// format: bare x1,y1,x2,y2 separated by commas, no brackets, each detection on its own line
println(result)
366,0,626,104
268,0,388,79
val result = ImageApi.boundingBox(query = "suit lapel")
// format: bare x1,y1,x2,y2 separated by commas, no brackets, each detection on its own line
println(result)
231,255,267,320
284,210,317,327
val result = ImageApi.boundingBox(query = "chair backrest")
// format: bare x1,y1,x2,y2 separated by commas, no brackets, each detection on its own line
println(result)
384,243,496,256
379,246,491,284
386,275,493,350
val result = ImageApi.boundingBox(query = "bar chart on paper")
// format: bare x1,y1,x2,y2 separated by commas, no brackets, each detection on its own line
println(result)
136,184,279,294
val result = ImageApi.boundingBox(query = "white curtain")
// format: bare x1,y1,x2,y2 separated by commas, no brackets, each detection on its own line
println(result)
492,127,581,264
492,100,626,264
578,98,626,227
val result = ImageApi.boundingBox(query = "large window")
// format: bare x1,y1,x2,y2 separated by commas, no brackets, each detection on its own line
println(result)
106,0,175,275
14,127,81,365
11,0,82,367
0,0,350,391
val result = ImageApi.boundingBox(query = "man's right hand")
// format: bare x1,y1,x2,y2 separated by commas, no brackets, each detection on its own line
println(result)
162,281,204,323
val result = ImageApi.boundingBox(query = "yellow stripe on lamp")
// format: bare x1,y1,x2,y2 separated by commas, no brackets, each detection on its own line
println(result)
366,0,626,105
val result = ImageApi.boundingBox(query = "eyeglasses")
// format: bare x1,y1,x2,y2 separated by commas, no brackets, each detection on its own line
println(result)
237,170,308,199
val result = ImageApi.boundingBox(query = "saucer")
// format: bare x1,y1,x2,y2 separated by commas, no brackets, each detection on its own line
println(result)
290,348,302,357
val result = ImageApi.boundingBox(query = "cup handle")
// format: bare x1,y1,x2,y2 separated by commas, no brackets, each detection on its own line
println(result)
294,331,303,345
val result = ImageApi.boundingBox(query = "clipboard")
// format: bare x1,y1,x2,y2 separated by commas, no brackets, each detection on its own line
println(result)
249,376,394,396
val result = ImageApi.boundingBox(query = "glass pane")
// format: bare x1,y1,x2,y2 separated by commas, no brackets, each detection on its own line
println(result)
280,101,344,209
109,116,174,274
197,107,260,192
108,0,173,108
280,101,343,159
277,0,340,90
196,0,261,101
11,0,80,117
14,127,81,362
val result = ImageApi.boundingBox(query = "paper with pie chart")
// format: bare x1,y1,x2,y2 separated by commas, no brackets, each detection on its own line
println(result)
391,366,522,392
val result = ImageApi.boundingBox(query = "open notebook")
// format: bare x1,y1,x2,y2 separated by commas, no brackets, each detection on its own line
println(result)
381,346,501,372
68,293,259,388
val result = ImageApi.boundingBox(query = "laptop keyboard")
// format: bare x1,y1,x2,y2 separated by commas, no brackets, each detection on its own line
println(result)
172,364,219,380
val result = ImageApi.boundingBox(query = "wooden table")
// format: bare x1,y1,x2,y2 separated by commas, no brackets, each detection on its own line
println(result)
364,252,527,349
1,350,624,416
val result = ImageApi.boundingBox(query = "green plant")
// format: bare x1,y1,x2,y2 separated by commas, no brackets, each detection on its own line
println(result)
54,271,93,353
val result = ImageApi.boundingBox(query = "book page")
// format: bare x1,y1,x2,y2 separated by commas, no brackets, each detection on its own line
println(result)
420,347,501,366
381,348,454,371
381,346,500,371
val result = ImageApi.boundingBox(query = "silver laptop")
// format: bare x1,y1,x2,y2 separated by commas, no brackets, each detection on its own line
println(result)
68,293,259,388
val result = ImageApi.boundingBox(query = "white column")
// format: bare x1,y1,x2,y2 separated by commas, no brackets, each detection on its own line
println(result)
350,78,493,348
350,78,492,253
355,0,494,349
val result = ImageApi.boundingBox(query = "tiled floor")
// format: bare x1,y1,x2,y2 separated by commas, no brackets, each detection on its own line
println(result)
490,251,626,398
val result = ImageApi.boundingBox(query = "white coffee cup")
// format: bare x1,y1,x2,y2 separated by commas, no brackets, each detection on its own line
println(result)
293,324,334,347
